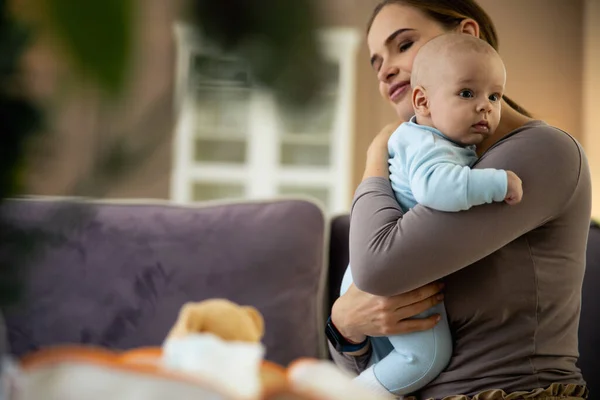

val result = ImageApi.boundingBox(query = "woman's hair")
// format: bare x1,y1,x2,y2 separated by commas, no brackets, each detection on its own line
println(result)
367,0,531,117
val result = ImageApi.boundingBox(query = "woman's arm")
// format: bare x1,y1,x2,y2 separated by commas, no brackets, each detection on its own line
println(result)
350,125,585,296
361,120,401,181
327,282,445,373
328,341,372,375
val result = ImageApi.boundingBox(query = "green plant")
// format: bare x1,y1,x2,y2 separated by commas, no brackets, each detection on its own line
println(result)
0,0,42,305
0,0,323,307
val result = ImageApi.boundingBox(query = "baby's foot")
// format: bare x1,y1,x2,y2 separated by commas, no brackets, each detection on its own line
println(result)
354,366,399,399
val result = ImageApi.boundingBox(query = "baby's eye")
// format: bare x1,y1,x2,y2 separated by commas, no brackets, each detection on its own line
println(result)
489,93,500,102
459,90,474,98
399,41,414,53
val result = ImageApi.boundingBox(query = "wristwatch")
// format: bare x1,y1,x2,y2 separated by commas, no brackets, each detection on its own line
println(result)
325,316,369,353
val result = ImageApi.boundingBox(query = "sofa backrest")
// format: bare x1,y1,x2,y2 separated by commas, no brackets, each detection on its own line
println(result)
327,215,350,319
0,197,329,367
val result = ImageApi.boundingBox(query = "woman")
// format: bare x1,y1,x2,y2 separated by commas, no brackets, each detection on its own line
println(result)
326,1,591,399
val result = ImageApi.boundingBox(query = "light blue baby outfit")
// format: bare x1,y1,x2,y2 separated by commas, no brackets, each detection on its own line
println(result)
341,116,508,396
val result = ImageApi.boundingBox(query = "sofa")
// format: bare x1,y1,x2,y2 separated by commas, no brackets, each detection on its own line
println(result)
0,197,330,367
0,197,598,391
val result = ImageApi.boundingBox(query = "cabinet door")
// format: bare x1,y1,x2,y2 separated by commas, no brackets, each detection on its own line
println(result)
173,50,254,202
171,25,360,212
273,28,360,213
274,60,339,209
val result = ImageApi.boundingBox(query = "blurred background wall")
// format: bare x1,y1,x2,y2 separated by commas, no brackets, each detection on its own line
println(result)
18,0,600,217
583,0,600,219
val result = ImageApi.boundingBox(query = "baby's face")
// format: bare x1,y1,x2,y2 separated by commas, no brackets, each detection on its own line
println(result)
427,53,505,146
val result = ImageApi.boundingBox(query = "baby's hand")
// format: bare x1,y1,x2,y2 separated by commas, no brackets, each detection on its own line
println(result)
505,171,523,205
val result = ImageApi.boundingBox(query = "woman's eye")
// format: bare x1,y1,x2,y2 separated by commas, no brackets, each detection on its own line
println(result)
489,93,500,102
459,90,474,98
399,41,413,53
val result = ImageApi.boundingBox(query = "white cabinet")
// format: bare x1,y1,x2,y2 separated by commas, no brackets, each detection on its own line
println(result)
170,23,361,214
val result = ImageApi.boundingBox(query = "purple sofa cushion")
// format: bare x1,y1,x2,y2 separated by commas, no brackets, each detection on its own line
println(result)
0,198,327,366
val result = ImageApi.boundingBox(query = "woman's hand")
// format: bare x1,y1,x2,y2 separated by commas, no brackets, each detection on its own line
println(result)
363,121,403,180
330,282,445,352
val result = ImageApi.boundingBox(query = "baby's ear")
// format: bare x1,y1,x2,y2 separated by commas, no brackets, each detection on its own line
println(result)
243,306,265,338
412,86,430,117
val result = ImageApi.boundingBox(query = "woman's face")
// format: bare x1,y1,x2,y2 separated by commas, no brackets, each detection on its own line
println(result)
367,4,451,120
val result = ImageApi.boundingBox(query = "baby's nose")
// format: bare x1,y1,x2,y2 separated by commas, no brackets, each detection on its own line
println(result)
478,101,493,113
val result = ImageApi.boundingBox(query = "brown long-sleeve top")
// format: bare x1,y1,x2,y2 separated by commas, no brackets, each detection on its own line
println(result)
330,121,591,399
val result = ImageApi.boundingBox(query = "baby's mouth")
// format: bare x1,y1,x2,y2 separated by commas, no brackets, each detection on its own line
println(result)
472,121,490,133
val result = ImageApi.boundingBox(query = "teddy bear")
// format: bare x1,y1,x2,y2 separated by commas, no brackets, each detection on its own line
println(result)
162,299,393,400
165,298,265,343
162,298,292,399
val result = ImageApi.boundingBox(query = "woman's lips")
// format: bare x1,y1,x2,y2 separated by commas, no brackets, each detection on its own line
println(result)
389,81,410,102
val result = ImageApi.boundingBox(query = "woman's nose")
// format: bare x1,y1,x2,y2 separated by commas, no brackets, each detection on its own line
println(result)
377,63,399,83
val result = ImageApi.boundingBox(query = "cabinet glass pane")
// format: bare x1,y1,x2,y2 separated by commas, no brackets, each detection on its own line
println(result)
279,185,329,206
277,91,337,136
192,182,245,201
276,61,339,137
280,143,330,167
193,87,250,133
322,61,340,92
194,138,246,164
191,55,251,87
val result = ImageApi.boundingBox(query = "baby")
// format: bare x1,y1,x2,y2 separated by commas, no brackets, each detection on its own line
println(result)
340,33,523,398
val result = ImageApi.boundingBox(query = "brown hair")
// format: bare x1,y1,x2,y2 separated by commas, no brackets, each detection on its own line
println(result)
367,0,531,117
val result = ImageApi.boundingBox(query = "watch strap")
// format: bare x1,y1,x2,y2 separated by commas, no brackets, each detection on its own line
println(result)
325,316,369,353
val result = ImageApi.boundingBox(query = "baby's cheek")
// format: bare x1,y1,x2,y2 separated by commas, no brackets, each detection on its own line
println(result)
491,108,502,127
445,108,465,131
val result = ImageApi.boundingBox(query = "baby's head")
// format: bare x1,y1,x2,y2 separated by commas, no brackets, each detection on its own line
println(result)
411,33,506,146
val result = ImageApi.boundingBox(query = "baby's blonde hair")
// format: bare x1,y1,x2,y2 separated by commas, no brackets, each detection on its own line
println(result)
411,33,503,89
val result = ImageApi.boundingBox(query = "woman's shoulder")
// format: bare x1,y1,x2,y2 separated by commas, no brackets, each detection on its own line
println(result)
487,120,586,168
499,120,583,154
480,120,589,205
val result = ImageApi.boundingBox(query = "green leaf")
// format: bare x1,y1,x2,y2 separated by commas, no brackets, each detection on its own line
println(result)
0,0,44,307
191,0,325,107
44,0,133,94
